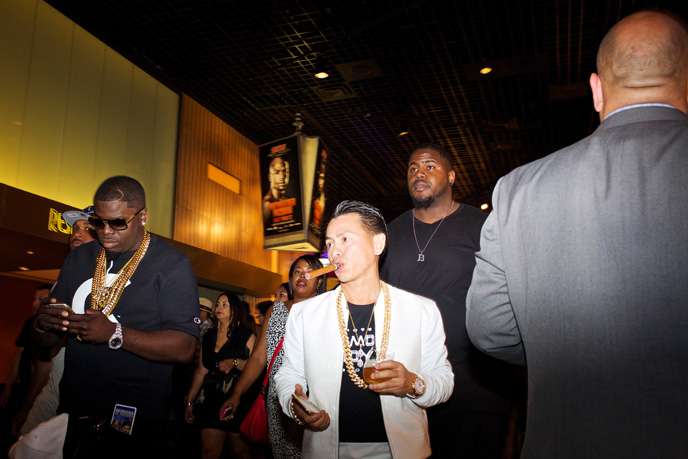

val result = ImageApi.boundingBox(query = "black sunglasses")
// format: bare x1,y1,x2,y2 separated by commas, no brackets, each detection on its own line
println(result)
88,208,145,231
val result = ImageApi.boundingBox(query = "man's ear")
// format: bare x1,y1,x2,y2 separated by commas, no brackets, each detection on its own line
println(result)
373,233,386,256
590,73,604,114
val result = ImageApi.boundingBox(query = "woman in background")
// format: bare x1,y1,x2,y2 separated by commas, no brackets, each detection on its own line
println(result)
186,292,256,459
221,256,328,458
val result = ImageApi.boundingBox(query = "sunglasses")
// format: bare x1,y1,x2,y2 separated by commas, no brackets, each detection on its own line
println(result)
88,208,145,231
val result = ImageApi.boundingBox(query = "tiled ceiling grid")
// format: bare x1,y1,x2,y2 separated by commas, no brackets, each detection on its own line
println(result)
45,0,688,238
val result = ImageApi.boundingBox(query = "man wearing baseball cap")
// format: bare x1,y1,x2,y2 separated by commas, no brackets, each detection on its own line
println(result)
61,206,96,252
13,207,98,438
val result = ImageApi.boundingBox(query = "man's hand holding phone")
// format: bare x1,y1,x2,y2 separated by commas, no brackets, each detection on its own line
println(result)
290,384,330,432
35,299,74,333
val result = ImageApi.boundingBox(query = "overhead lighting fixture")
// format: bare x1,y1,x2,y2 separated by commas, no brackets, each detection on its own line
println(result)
480,67,493,75
18,266,29,271
313,56,330,79
26,250,35,255
396,121,409,137
481,203,490,210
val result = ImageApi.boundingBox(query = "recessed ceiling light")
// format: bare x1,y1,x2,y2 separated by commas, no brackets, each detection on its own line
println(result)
26,250,35,255
313,56,330,79
18,266,29,271
480,67,492,75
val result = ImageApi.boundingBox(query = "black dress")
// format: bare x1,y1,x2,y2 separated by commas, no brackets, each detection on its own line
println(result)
198,325,255,432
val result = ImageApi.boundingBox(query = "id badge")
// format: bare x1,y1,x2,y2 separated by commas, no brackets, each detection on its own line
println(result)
111,404,137,435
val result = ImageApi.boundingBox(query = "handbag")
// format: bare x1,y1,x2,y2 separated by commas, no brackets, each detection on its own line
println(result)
239,338,284,444
206,367,242,397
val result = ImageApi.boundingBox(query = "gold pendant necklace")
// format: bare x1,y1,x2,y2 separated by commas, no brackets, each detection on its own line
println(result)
336,281,391,389
90,230,151,317
348,302,376,368
412,201,454,262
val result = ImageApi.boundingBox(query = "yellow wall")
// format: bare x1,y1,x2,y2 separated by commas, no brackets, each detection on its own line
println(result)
0,0,179,237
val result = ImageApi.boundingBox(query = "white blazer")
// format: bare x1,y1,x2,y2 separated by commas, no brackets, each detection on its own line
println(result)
275,283,454,459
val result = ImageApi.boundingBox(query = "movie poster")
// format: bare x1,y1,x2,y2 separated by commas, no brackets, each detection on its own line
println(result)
307,146,329,241
260,135,303,238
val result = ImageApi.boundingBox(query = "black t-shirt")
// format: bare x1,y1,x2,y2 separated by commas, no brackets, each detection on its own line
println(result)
339,302,387,443
52,235,200,421
14,316,52,384
381,204,514,412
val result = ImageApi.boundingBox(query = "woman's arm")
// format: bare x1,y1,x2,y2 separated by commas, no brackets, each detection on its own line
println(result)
185,341,209,423
218,333,257,372
219,305,273,419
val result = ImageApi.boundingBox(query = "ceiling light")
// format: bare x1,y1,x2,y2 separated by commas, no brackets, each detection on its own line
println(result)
26,250,35,255
313,56,329,79
481,203,490,210
18,266,29,271
480,67,492,75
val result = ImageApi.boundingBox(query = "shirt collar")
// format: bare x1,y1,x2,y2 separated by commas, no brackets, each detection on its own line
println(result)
604,103,676,120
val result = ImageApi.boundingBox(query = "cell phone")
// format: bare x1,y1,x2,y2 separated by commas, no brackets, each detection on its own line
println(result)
291,393,319,415
48,303,74,313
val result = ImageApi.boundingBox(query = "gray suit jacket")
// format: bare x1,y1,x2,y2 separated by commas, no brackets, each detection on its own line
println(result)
466,106,688,458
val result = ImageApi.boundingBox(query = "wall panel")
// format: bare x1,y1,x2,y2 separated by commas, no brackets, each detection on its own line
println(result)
0,0,179,238
175,95,299,284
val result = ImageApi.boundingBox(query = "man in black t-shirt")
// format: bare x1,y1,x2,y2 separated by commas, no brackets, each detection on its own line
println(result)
0,285,52,452
381,143,519,458
34,176,200,457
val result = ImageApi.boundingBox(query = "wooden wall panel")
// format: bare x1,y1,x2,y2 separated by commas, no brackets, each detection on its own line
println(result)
175,95,299,287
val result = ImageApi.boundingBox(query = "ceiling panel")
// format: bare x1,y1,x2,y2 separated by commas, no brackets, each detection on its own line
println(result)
44,0,688,228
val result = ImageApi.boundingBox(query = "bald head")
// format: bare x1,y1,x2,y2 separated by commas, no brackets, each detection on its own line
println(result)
591,11,688,118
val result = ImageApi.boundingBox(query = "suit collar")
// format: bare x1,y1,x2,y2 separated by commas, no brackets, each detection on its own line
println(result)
598,105,687,131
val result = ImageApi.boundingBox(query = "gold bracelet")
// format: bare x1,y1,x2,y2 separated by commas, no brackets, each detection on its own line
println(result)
289,400,304,425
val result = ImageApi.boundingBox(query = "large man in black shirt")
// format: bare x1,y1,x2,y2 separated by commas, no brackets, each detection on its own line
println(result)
35,176,200,457
381,143,517,458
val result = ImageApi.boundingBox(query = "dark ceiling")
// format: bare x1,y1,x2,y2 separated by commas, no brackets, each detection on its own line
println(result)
44,0,687,224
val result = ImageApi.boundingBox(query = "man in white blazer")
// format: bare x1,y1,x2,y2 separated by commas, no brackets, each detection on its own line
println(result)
466,11,688,458
275,200,454,459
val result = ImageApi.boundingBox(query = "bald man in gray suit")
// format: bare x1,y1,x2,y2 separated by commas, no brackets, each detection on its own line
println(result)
466,11,688,459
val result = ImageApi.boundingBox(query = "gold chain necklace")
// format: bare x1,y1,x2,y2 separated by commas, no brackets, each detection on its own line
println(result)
336,281,391,389
90,230,151,317
348,302,376,368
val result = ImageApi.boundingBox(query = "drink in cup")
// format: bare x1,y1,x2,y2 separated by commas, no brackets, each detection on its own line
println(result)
363,350,394,384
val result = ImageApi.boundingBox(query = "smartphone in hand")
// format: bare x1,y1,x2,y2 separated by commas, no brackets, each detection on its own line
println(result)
291,393,320,415
48,303,74,313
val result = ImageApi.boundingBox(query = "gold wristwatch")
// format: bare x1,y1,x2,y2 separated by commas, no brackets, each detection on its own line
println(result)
409,373,426,398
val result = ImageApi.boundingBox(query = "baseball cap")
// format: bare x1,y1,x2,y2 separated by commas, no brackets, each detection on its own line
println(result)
62,206,94,227
199,297,214,315
8,413,68,459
